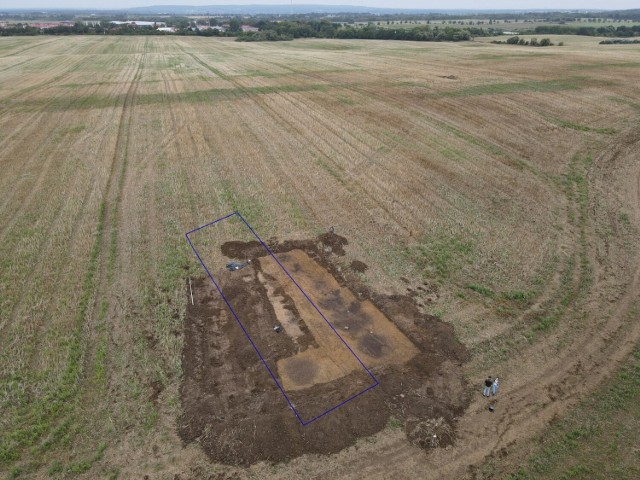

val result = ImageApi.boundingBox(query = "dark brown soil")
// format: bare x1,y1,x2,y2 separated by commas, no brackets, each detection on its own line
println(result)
179,233,470,466
317,231,348,255
350,260,368,273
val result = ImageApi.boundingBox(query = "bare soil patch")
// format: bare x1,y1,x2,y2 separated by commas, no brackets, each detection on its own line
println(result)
179,233,469,466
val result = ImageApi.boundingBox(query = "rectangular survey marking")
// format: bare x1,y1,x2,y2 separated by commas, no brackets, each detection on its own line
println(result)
185,212,379,425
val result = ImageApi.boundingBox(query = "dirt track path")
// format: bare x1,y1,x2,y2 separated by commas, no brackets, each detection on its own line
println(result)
435,119,640,479
275,121,640,480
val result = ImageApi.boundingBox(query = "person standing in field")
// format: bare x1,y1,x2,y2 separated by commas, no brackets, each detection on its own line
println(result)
483,377,493,397
492,377,500,396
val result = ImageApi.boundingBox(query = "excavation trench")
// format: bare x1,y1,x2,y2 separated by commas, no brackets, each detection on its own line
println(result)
179,233,470,466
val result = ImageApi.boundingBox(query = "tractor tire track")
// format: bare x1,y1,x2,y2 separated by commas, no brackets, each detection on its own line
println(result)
0,60,137,340
0,52,106,228
0,37,58,58
80,50,145,380
416,121,640,479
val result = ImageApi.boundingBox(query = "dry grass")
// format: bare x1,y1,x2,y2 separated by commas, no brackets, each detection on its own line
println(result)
0,35,639,478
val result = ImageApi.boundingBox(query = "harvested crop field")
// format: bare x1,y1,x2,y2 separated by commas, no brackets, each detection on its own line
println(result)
1,35,640,479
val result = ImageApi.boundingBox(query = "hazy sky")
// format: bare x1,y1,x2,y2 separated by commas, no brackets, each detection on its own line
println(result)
0,0,636,10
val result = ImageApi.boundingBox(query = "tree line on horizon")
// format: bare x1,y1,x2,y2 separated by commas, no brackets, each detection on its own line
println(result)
0,20,494,42
235,21,490,42
1,17,639,42
533,24,640,37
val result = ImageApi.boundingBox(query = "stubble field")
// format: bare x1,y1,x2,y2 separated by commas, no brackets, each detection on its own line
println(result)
0,35,639,479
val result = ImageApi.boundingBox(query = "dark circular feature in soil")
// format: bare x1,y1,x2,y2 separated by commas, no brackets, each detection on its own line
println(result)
358,332,389,358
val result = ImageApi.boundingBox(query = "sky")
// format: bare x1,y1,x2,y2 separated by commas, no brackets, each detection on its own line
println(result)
0,0,636,11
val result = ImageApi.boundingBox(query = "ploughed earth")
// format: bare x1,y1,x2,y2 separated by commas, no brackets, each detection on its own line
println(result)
179,233,470,466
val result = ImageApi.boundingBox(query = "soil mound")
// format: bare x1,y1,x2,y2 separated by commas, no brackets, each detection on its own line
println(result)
317,231,348,255
350,260,369,273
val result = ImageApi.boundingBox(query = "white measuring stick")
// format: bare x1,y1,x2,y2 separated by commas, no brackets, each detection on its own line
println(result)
189,277,194,305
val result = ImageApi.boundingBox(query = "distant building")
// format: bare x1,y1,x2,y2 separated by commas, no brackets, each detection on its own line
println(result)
195,25,226,32
110,21,166,28
28,21,75,29
502,31,520,35
157,27,176,33
241,25,259,32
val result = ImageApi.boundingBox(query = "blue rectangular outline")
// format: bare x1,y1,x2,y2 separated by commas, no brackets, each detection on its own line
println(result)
185,212,379,425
